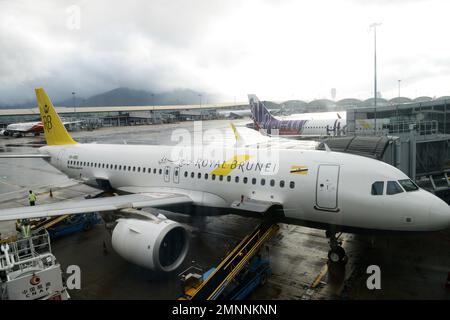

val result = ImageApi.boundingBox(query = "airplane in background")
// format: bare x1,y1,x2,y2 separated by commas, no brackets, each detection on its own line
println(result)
249,94,347,138
0,88,449,272
0,121,44,137
1,119,82,137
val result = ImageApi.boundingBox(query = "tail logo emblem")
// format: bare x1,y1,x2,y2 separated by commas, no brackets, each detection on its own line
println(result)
44,104,49,114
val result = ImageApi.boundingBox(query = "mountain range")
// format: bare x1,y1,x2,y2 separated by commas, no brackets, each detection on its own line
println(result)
0,87,218,108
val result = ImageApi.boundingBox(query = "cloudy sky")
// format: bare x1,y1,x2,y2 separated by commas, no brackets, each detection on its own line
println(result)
1,0,449,105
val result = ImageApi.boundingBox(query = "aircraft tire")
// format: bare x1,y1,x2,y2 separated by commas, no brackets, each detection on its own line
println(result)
328,246,345,263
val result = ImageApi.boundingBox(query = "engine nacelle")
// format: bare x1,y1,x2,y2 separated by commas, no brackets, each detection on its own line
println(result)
111,217,189,272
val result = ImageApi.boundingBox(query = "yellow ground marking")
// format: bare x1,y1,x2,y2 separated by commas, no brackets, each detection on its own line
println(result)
310,238,347,289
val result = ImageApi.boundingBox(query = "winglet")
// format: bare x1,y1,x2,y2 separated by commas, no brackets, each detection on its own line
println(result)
229,123,245,147
35,88,77,145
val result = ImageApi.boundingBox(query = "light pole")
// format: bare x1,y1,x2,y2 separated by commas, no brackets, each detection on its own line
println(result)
398,79,401,97
72,92,76,113
370,23,381,133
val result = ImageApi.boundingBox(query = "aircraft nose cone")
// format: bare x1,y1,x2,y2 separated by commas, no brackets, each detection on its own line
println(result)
429,198,450,230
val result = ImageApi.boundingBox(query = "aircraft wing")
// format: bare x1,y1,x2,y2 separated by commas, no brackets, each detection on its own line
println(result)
6,129,29,133
0,193,192,221
63,121,83,125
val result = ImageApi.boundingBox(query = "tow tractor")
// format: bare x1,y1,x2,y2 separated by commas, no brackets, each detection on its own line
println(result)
0,230,70,300
179,222,279,300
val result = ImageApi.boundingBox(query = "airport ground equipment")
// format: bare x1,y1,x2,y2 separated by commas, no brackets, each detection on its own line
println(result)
18,213,102,240
179,222,278,300
45,213,102,239
0,231,70,300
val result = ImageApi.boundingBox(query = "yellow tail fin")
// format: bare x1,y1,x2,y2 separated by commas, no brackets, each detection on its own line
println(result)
35,88,77,145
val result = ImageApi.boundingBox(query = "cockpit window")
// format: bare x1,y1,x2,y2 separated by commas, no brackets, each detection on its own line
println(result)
371,181,384,195
387,181,404,195
398,179,419,192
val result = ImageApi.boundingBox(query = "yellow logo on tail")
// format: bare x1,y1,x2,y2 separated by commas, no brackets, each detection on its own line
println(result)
35,88,77,146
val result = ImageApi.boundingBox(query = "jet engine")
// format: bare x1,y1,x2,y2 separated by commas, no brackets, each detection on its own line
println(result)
111,217,189,272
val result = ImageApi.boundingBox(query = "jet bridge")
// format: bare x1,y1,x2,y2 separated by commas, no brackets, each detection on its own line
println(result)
180,222,279,300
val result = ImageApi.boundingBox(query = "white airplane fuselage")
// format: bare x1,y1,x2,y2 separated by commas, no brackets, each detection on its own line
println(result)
1,121,43,136
39,143,450,233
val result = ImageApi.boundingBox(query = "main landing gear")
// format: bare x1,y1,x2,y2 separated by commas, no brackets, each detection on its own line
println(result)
326,230,347,264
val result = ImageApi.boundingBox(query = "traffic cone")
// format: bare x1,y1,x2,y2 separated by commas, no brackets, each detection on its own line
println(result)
446,272,450,290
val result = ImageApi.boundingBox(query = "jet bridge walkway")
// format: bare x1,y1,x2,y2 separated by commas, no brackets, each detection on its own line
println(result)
186,222,279,300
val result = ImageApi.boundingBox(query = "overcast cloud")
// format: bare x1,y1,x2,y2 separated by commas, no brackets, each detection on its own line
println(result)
0,0,449,105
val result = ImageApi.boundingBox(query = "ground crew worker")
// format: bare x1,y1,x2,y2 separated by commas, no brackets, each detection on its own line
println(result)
28,190,37,206
21,219,31,238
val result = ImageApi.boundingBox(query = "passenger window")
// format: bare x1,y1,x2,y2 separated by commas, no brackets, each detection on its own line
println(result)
387,181,404,195
243,177,248,184
270,179,275,187
148,168,151,173
138,167,141,172
133,167,136,172
119,165,122,170
252,178,256,185
154,168,157,174
212,174,216,180
142,168,145,173
159,169,162,174
371,181,384,195
129,166,132,171
398,179,419,192
227,176,231,182
261,179,266,186
290,181,295,189
115,165,118,170
198,173,201,179
219,175,223,181
205,173,208,180
191,172,194,178
184,171,188,178
235,176,239,183
280,180,285,188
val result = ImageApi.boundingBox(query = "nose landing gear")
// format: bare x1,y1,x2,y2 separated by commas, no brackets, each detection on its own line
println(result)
326,230,347,264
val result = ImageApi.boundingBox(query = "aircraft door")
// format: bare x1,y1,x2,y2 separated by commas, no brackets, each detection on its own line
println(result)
173,166,180,184
316,164,340,211
164,166,171,183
